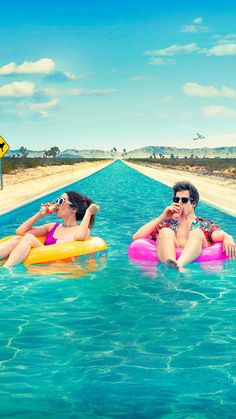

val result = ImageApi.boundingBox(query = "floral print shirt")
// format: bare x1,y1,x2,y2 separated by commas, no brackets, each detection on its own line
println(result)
151,216,220,243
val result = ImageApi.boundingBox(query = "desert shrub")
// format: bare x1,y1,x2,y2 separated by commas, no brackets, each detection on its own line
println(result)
2,157,110,174
131,158,236,177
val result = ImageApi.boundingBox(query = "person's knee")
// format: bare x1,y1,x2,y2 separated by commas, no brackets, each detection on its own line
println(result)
21,233,36,245
189,228,205,241
10,235,21,245
158,228,175,239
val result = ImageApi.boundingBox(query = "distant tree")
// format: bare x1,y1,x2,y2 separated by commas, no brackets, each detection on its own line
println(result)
159,153,163,159
19,146,28,159
150,155,152,159
46,146,60,162
111,147,117,158
170,153,175,160
43,149,50,158
190,153,195,159
122,148,127,158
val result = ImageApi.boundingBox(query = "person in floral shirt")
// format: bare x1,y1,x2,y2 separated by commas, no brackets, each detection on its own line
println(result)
133,181,236,270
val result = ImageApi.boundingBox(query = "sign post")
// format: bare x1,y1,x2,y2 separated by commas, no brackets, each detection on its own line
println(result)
0,136,10,190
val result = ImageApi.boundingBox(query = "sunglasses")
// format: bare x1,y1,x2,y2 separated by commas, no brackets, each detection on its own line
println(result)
55,197,73,206
173,197,193,204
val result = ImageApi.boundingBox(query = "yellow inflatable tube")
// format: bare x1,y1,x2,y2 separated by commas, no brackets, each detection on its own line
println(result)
0,236,108,265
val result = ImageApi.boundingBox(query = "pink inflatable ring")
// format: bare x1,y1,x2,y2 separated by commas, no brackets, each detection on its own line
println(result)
128,238,228,263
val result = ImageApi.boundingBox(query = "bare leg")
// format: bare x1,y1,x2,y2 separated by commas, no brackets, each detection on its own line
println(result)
3,234,44,268
157,228,177,264
177,228,208,269
0,236,21,260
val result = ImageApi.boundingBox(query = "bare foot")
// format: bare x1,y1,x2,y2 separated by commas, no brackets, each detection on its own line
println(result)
166,259,179,270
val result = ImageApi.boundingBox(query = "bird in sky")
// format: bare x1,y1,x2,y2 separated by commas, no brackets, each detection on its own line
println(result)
193,133,205,141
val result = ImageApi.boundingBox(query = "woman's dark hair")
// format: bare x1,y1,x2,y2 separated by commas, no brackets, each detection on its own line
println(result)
172,181,200,207
66,191,95,228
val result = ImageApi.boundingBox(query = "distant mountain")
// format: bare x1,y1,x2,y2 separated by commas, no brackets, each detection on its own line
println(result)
126,146,236,159
6,149,46,158
5,145,236,159
58,149,109,158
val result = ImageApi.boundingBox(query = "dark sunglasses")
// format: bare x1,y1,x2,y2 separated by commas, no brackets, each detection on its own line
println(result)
173,197,193,204
55,197,73,206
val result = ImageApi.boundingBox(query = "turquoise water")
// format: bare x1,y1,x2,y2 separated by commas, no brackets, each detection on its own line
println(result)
0,160,236,418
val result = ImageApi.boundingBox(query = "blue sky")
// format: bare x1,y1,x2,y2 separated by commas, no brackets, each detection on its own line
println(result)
0,0,236,151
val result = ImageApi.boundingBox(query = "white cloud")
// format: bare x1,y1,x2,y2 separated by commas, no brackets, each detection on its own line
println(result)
148,57,176,65
68,88,117,96
182,82,236,98
220,86,236,98
129,75,158,81
213,34,236,44
181,25,199,33
41,87,117,97
41,87,59,97
0,81,36,97
181,25,208,33
193,17,203,24
28,99,59,117
181,17,208,33
144,43,199,56
0,58,56,75
203,105,236,119
63,71,77,80
203,43,236,56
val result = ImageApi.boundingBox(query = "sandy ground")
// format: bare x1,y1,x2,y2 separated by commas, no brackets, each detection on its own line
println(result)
125,161,236,217
0,161,112,214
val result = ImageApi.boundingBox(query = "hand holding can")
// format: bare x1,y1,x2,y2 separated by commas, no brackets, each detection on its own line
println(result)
40,202,58,215
172,207,183,221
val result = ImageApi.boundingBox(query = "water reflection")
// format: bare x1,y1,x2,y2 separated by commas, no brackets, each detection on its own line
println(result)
26,251,107,280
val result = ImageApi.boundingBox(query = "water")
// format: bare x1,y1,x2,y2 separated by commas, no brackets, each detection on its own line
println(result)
0,160,236,418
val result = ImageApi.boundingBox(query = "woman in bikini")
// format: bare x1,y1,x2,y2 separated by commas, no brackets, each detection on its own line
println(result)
0,191,99,268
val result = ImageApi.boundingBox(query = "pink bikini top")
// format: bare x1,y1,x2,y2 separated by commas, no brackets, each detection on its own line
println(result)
44,222,60,246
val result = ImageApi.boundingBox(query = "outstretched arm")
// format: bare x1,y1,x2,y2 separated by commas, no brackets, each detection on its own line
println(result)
211,230,236,257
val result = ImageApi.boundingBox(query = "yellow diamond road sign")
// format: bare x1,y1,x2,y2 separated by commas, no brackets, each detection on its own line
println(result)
0,136,10,158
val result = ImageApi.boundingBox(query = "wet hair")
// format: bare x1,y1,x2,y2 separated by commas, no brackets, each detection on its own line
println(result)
66,191,95,228
172,181,199,207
